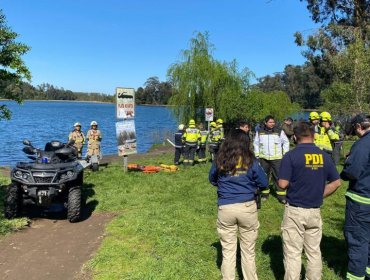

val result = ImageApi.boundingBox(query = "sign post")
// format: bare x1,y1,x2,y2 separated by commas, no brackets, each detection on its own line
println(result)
115,87,137,172
205,108,214,132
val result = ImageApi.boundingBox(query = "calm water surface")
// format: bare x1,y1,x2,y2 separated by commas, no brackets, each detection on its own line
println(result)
0,101,177,166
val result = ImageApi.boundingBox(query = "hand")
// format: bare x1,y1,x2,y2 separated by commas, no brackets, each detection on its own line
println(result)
322,122,330,129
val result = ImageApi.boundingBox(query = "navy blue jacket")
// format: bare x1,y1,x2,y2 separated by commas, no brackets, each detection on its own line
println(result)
174,130,184,148
209,160,269,206
341,131,370,199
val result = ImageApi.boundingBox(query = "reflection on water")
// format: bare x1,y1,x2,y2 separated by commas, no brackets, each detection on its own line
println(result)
0,101,177,166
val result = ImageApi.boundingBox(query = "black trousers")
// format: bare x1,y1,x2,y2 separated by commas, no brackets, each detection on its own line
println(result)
208,143,219,161
184,144,197,165
174,147,183,164
258,158,286,197
197,144,206,162
333,141,343,165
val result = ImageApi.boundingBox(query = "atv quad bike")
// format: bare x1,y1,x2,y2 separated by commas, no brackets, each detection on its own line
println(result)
4,139,84,222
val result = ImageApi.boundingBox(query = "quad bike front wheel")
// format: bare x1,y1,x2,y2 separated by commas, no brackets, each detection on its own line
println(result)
67,187,82,222
4,183,22,219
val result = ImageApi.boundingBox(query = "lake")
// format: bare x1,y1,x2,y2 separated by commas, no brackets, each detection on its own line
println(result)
0,101,177,166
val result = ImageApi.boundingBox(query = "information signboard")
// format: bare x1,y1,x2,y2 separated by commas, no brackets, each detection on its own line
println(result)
116,87,135,119
116,120,137,156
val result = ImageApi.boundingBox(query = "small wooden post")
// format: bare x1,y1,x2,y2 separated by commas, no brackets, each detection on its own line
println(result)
123,155,128,172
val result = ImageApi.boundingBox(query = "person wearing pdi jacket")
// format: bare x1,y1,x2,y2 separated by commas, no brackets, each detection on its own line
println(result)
209,129,269,280
253,115,290,204
340,113,370,280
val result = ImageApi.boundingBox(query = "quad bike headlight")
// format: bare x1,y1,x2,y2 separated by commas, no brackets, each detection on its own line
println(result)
67,171,73,177
15,170,22,178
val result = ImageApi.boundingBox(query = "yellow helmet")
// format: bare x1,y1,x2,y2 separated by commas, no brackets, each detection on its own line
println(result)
309,112,320,121
210,121,217,128
216,118,223,124
189,119,195,126
320,111,332,122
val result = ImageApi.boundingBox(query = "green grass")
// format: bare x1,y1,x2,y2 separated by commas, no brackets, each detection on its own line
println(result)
83,151,348,280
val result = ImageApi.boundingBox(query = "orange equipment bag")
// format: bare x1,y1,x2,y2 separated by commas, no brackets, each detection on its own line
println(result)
142,166,161,173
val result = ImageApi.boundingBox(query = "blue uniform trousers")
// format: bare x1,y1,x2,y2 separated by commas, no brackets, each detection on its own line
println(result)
344,198,370,280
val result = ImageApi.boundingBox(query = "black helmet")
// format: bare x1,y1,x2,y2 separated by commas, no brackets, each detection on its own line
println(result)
345,113,370,135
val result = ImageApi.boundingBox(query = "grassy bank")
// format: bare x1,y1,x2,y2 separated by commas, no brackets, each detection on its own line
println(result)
82,151,348,280
0,146,349,279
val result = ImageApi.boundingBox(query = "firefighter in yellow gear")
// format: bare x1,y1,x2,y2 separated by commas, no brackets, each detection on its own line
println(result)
197,123,208,163
216,118,225,141
69,122,85,158
314,112,339,157
309,111,320,133
86,121,102,158
208,121,222,161
182,119,201,166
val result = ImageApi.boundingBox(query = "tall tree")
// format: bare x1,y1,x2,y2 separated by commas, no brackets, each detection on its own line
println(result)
0,9,31,119
321,33,370,114
167,31,253,123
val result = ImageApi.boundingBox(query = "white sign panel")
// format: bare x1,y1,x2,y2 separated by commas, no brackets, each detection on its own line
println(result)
205,108,214,121
116,87,135,119
116,120,137,156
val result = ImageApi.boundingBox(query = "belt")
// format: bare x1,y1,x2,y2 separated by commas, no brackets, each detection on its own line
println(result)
287,203,320,209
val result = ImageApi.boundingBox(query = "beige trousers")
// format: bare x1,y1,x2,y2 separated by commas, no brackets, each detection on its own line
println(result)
217,201,259,280
281,205,323,280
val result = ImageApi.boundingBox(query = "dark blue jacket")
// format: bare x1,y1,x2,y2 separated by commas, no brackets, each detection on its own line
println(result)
341,131,370,200
209,160,269,206
174,130,184,148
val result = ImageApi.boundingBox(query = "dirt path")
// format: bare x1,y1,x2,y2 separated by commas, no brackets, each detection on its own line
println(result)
0,145,173,280
0,213,113,280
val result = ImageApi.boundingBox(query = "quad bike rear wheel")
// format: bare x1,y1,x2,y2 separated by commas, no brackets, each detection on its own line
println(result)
4,183,22,219
67,187,82,222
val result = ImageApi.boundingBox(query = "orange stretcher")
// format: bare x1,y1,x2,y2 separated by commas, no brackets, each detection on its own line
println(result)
127,163,178,173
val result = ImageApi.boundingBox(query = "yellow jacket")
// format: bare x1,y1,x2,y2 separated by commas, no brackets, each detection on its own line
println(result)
314,126,339,152
182,125,201,145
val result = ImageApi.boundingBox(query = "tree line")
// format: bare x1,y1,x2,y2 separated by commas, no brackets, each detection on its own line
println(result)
1,81,115,103
1,1,369,121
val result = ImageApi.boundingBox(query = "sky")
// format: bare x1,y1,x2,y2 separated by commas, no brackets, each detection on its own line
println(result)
1,0,318,95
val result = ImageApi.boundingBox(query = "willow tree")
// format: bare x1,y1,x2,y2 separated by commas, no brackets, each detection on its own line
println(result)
167,32,253,123
0,9,31,120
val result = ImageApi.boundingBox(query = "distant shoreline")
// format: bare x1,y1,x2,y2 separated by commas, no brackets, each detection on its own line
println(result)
0,99,174,107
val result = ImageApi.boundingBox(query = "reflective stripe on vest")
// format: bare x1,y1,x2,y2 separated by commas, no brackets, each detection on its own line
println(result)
345,191,370,205
346,272,365,280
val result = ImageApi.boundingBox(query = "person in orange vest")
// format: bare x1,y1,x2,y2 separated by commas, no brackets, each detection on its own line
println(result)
69,122,85,158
